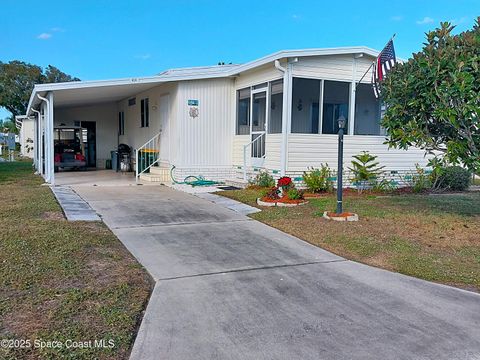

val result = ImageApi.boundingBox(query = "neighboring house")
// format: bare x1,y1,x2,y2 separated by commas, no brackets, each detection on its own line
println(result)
16,116,35,158
22,46,428,185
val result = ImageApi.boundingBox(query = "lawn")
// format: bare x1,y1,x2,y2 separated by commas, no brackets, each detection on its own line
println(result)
0,161,152,359
218,188,480,292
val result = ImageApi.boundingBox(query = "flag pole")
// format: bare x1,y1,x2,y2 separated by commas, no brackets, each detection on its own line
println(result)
355,33,396,90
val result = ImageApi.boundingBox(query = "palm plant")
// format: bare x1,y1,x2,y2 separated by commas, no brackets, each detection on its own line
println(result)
348,151,384,192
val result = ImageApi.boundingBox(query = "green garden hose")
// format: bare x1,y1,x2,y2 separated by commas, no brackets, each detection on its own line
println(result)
170,165,222,187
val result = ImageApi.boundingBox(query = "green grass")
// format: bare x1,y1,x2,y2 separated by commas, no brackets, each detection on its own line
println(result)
218,188,480,292
0,162,152,360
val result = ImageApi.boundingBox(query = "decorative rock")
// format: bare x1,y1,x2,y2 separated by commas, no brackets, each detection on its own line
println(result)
256,198,277,207
277,201,308,207
256,198,309,207
323,211,359,222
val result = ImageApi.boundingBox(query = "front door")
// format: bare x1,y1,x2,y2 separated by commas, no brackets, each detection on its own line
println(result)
158,95,170,163
80,121,96,168
250,87,267,167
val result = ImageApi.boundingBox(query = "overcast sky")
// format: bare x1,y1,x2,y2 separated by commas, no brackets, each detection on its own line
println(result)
1,0,478,119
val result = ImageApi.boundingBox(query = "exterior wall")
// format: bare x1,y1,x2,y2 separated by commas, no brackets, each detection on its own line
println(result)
55,103,117,168
232,135,249,166
286,134,429,174
174,78,235,169
117,82,178,165
234,62,284,90
292,54,373,83
20,118,35,158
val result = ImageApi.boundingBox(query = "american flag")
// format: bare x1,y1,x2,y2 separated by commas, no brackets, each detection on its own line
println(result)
372,39,396,98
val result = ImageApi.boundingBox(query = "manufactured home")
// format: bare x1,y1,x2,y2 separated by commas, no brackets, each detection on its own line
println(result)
20,46,428,186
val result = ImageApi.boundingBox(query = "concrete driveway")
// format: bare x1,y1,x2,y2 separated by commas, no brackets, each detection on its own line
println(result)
72,185,480,360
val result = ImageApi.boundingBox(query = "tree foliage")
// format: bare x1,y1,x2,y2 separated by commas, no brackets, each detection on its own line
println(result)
0,61,80,117
381,18,480,171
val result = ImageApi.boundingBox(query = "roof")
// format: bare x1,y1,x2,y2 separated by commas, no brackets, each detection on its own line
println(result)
26,46,379,116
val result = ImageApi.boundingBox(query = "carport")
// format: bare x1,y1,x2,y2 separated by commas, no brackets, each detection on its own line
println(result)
26,76,167,185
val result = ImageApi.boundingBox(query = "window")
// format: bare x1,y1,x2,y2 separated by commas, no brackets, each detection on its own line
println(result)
140,98,149,128
236,88,250,135
322,80,349,134
128,98,136,106
354,83,382,135
269,80,283,134
291,78,321,134
118,111,125,135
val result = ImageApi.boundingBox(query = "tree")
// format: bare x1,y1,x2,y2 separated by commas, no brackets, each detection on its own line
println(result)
0,117,16,133
0,61,43,117
381,18,480,172
0,61,80,117
44,65,80,83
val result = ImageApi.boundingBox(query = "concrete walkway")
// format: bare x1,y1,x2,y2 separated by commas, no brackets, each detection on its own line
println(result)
72,185,480,360
51,186,100,221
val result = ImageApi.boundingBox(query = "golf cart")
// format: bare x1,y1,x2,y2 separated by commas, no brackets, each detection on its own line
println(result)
54,126,87,171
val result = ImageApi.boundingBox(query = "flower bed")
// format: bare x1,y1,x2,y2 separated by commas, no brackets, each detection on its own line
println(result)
323,211,359,222
257,176,308,207
257,196,308,207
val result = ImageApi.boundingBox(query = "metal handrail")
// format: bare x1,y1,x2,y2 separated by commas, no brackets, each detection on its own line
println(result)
242,133,266,181
135,132,161,183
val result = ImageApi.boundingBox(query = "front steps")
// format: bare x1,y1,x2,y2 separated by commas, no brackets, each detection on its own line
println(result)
224,178,249,189
139,166,171,184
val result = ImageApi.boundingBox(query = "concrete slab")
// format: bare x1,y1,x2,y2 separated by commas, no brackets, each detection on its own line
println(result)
131,262,480,360
195,192,261,215
74,186,246,229
72,184,480,360
51,186,100,221
113,219,342,280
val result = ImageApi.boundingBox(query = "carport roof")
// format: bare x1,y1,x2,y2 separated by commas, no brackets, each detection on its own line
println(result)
26,46,380,116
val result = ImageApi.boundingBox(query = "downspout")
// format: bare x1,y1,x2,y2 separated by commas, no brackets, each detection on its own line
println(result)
31,108,41,173
275,60,289,176
37,94,54,185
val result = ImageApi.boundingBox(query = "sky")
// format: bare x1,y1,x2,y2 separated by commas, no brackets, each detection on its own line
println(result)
1,0,479,119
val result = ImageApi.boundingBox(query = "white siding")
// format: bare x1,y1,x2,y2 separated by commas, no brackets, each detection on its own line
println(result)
232,135,249,166
264,134,282,171
287,134,430,173
234,62,284,89
292,54,374,83
55,103,117,168
20,118,35,158
175,78,234,168
117,82,178,164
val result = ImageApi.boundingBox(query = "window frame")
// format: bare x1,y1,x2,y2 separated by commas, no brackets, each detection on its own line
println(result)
140,98,149,128
118,111,125,136
235,87,251,135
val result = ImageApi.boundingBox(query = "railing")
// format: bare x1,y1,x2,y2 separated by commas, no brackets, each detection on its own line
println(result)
243,133,266,181
135,132,161,183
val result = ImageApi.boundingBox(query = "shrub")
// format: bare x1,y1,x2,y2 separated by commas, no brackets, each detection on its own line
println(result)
437,166,471,191
261,186,280,200
302,165,333,193
349,151,385,192
371,179,397,193
287,188,304,200
249,170,275,188
402,164,432,193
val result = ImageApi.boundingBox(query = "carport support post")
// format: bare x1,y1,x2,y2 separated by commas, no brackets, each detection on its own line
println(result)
47,92,55,185
38,92,55,185
38,109,44,176
33,113,38,171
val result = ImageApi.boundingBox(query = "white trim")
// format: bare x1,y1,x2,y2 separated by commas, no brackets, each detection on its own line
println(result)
318,79,324,134
26,46,383,116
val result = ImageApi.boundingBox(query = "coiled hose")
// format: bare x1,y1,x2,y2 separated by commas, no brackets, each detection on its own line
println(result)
170,165,221,187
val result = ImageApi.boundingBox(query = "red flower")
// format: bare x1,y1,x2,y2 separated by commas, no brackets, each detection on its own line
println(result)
277,176,292,187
